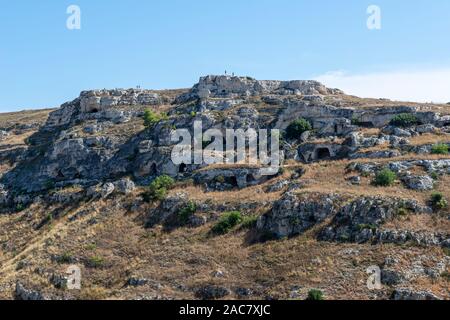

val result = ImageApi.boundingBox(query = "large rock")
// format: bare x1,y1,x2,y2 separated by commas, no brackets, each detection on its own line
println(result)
257,193,341,239
15,282,47,301
391,289,441,300
402,175,434,191
176,75,342,103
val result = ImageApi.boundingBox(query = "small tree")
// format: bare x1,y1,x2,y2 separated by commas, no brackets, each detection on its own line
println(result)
286,118,312,139
390,113,420,127
431,143,449,155
373,169,397,187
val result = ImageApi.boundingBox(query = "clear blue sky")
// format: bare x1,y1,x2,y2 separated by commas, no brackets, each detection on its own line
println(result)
1,0,450,111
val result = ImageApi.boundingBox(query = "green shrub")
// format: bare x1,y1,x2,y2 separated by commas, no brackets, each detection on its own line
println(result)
143,109,168,128
351,117,361,126
357,224,378,233
56,252,74,264
430,192,448,211
178,201,197,225
212,211,243,235
87,256,104,268
215,175,226,184
444,248,450,257
240,215,258,230
430,172,440,180
373,169,397,187
306,289,324,301
144,175,175,202
286,118,312,139
389,113,420,127
431,143,449,155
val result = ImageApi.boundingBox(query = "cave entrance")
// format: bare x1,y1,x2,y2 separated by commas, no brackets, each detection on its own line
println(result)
179,163,188,174
225,176,238,187
91,108,100,113
246,174,257,184
315,148,331,160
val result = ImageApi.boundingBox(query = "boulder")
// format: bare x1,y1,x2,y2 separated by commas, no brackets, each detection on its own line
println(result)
195,285,231,300
257,193,341,239
402,175,434,191
391,289,441,300
113,178,136,195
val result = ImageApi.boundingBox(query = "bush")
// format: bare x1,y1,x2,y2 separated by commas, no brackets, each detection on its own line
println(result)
373,169,397,187
86,256,104,268
431,143,449,155
212,211,243,235
430,192,448,211
240,215,258,230
143,109,168,128
389,113,420,127
178,201,197,225
286,118,312,139
306,289,324,300
144,175,175,202
56,252,74,264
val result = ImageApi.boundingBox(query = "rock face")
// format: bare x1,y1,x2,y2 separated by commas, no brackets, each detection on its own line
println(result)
320,197,429,243
257,193,444,245
15,282,46,300
176,75,343,103
79,89,162,113
195,285,231,300
256,193,341,239
402,175,434,191
391,289,441,300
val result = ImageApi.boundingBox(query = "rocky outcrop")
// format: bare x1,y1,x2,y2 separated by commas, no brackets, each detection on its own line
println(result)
391,289,441,300
257,193,439,245
176,75,343,103
15,282,47,300
319,197,430,243
401,175,434,191
256,193,341,239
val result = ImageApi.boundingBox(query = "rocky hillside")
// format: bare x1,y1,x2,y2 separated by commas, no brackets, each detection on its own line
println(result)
0,75,449,300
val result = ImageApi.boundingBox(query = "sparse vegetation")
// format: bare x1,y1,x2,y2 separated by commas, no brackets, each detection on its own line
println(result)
178,201,197,225
143,109,168,128
212,211,243,235
306,289,324,300
86,255,104,268
286,118,312,139
430,192,448,211
240,215,259,230
390,113,420,127
56,252,74,264
373,168,397,187
431,143,449,155
143,175,175,202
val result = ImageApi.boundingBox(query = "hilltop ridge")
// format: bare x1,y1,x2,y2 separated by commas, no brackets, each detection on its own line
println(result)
0,75,448,300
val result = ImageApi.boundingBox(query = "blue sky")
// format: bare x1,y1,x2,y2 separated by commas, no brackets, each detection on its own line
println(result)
1,0,450,111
